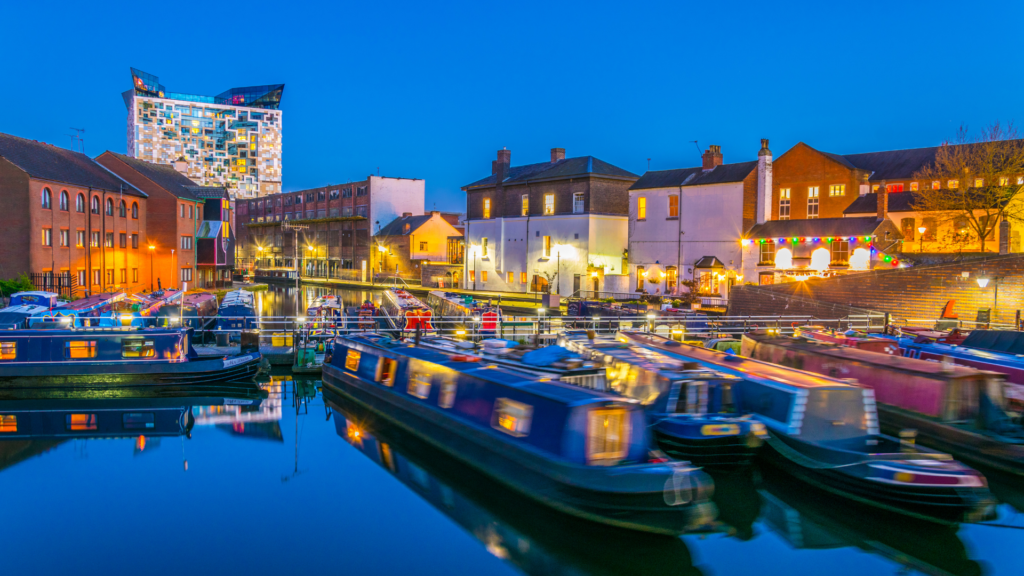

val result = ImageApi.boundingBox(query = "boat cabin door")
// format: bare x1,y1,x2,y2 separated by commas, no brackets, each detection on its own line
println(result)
670,380,709,415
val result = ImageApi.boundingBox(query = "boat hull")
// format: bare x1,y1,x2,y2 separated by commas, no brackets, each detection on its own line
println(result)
654,428,759,467
0,353,262,388
322,362,716,535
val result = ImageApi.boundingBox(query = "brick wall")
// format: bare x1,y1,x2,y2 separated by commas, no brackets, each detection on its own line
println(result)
728,253,1024,326
468,175,633,219
772,143,868,220
421,263,463,288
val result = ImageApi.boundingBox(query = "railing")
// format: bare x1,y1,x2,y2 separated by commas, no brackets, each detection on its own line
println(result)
890,316,1021,331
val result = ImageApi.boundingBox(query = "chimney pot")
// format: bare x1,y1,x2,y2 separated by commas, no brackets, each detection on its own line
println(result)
702,145,723,171
403,212,412,217
877,183,889,221
495,149,511,185
550,148,565,163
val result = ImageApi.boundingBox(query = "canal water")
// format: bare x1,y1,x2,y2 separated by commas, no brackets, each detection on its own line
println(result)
2,285,1024,575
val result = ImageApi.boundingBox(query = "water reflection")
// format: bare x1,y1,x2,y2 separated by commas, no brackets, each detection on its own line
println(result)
324,388,703,576
254,284,382,318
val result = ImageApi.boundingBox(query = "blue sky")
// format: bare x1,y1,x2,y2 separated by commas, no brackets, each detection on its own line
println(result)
2,0,1022,212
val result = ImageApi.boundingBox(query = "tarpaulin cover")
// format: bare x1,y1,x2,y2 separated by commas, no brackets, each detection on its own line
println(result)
521,345,573,367
961,330,1024,355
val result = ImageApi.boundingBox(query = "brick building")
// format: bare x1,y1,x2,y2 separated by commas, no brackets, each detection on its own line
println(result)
0,133,149,296
373,211,463,280
236,176,424,280
462,148,638,295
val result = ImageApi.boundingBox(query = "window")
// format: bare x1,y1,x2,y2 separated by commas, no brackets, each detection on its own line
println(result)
779,188,791,220
521,194,529,216
375,357,397,386
344,349,361,371
948,180,959,189
122,339,156,358
483,198,491,219
105,233,113,248
358,186,368,197
42,228,52,246
78,270,86,287
66,414,97,431
587,408,629,465
493,398,533,437
0,342,16,360
132,268,138,283
829,184,845,197
439,376,457,409
999,177,1010,186
544,194,554,215
481,237,488,257
759,241,775,264
105,198,114,216
119,233,127,249
123,413,155,430
42,188,52,209
573,192,584,214
886,183,904,193
469,270,475,282
408,371,431,399
131,234,138,249
189,205,194,219
119,269,126,283
330,189,340,200
419,242,427,251
542,235,551,257
77,230,85,247
637,197,646,220
318,190,325,201
666,266,677,287
343,207,353,216
520,272,527,283
91,196,99,214
636,266,645,291
932,181,941,190
910,181,919,191
807,186,819,219
296,194,303,204
132,202,138,219
0,414,15,432
106,270,113,284
831,239,850,264
668,195,679,218
921,217,936,241
76,193,85,213
341,188,351,199
181,236,193,250
180,268,192,282
507,271,514,283
65,341,97,359
307,193,315,202
119,200,127,217
59,190,68,211
92,269,100,286
975,178,984,188
180,204,185,218
60,229,69,247
90,232,99,247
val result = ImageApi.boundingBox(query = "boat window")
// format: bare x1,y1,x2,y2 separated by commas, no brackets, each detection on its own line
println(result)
66,414,98,431
674,380,708,414
122,339,156,358
945,378,980,422
378,442,397,473
375,357,397,387
65,341,98,359
0,415,16,432
408,372,431,399
438,375,457,409
587,407,629,465
737,382,794,425
0,342,15,360
344,350,361,371
605,361,666,405
122,413,155,430
492,398,533,437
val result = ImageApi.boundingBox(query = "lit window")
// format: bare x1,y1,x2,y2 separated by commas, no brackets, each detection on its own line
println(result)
668,195,679,218
999,177,1009,186
481,238,488,257
483,198,491,219
807,186,819,219
886,183,903,193
122,339,155,358
408,372,431,399
521,194,529,216
637,197,646,220
0,342,15,360
507,271,514,283
0,415,15,432
587,407,629,465
544,194,554,215
542,236,551,258
974,178,984,188
481,271,488,282
438,376,457,409
949,180,959,189
636,266,645,291
910,182,919,191
66,341,97,359
469,270,475,282
1018,177,1023,185
573,192,584,214
829,184,845,197
932,181,941,190
66,414,97,431
345,349,361,371
779,188,791,220
375,358,398,387
493,398,533,437
520,272,527,283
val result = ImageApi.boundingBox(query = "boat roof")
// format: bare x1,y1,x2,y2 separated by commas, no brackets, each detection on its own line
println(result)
961,330,1024,356
0,327,187,336
619,331,861,391
562,334,736,381
386,288,429,309
61,292,125,312
342,334,634,407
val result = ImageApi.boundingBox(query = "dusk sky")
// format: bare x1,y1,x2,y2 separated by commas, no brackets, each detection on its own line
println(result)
3,0,1022,213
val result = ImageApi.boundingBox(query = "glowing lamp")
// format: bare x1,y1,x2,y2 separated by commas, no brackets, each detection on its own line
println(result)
538,308,546,315
759,239,765,244
977,278,990,288
917,226,926,234
646,313,655,320
741,239,750,246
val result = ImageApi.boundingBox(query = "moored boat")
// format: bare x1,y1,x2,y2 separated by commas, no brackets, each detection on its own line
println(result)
31,292,125,328
794,325,901,355
153,292,219,330
380,289,436,335
0,292,65,330
217,290,258,331
322,333,716,535
426,290,502,336
620,331,996,523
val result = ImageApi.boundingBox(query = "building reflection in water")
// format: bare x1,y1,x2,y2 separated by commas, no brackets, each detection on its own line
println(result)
193,376,285,441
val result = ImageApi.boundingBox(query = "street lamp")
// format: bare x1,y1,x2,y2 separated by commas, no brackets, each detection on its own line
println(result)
917,226,926,253
148,245,155,291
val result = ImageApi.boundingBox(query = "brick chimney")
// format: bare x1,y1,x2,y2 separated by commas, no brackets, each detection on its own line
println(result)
551,148,565,163
491,160,497,174
702,145,723,171
877,183,889,221
756,139,773,224
402,212,412,217
496,148,511,183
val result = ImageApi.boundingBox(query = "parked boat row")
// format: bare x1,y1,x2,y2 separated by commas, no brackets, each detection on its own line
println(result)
426,291,502,335
380,289,436,335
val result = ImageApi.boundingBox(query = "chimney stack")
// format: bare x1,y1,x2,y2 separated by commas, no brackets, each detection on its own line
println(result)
172,158,188,174
403,212,413,217
702,145,723,171
491,160,497,174
496,148,511,184
756,139,773,224
877,183,889,221
550,148,565,163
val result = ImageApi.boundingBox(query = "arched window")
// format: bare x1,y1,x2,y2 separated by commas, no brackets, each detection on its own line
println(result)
76,193,85,213
105,198,114,216
60,190,69,211
119,200,127,218
131,202,139,219
91,196,100,214
42,188,52,209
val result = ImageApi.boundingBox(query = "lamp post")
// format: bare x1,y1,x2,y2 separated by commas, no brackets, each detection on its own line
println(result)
917,226,926,253
148,245,155,291
307,244,315,277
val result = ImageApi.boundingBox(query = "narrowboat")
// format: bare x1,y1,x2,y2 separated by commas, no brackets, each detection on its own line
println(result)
152,292,219,331
306,294,342,319
0,292,66,330
31,292,125,328
216,290,258,331
418,336,607,387
0,327,263,388
620,331,996,523
324,391,704,576
322,333,716,535
426,291,502,336
794,325,901,355
743,331,1024,478
557,332,767,466
380,289,436,335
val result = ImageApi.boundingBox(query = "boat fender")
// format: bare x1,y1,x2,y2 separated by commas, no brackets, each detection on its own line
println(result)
663,466,693,506
450,355,481,362
663,340,682,348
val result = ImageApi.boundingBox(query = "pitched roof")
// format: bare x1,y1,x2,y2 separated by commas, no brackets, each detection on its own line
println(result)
841,147,941,180
694,256,725,269
463,156,638,190
843,192,920,215
745,217,890,239
103,152,197,200
0,133,144,196
629,161,757,191
376,214,433,236
185,185,229,200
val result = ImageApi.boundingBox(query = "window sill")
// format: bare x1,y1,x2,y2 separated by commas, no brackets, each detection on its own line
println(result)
666,217,679,220
637,218,646,222
539,257,551,261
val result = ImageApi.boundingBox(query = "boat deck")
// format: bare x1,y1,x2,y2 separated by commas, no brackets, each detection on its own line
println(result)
195,345,293,365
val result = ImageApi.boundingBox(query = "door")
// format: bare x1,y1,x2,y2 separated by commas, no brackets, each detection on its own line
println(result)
573,274,581,295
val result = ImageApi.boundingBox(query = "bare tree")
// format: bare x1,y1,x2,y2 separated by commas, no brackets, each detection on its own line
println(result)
912,122,1024,251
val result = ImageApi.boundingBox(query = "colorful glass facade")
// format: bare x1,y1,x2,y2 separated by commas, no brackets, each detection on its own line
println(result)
124,68,284,199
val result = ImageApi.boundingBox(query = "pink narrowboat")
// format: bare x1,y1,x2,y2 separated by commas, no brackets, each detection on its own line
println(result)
793,325,901,355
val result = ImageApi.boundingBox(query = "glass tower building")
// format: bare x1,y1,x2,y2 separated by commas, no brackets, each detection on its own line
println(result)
123,68,284,199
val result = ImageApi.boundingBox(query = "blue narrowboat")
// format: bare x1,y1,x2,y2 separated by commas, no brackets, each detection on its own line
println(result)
0,292,66,329
216,290,258,331
31,292,125,328
0,327,262,388
557,332,766,466
620,331,996,523
322,333,716,535
324,390,704,576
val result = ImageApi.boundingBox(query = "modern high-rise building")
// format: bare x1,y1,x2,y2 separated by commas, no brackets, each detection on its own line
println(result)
123,68,284,199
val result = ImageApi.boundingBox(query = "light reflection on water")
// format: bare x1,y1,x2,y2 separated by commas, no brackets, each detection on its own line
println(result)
254,284,384,319
1,372,1024,575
